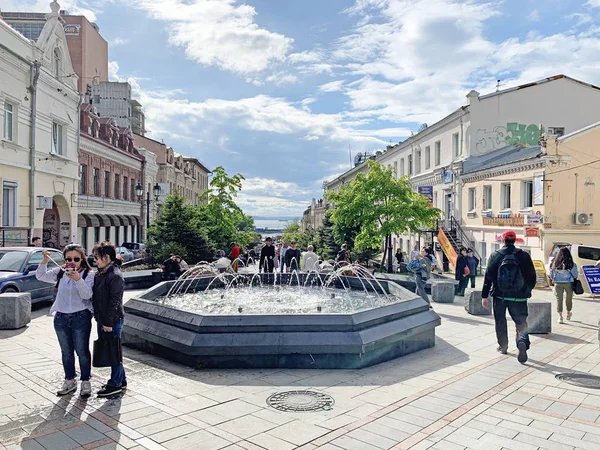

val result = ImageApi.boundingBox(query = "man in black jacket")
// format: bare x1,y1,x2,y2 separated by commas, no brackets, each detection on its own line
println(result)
259,238,276,273
455,248,468,296
482,230,536,363
285,241,301,272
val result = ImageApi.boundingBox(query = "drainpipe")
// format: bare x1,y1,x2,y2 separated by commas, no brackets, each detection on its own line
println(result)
29,61,41,240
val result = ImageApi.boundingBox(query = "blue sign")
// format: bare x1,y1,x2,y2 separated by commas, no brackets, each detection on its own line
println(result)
443,169,453,184
582,265,600,295
418,186,433,206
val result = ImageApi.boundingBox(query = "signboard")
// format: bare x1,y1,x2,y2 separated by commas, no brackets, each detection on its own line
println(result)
582,265,600,295
495,234,524,243
525,214,543,225
418,186,433,207
437,228,457,269
443,169,453,184
533,174,544,205
483,217,525,227
525,227,539,237
64,24,81,36
532,260,550,289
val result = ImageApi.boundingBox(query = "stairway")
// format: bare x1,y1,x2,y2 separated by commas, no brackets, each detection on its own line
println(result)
438,217,482,275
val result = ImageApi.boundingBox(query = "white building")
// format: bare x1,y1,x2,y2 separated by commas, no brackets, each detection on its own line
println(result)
0,1,81,248
138,147,159,235
91,81,146,136
325,75,600,259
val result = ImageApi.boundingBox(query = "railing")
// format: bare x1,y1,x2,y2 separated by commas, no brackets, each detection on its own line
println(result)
449,217,483,274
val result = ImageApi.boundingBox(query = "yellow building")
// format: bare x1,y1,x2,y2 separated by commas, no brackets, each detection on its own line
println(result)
459,122,600,264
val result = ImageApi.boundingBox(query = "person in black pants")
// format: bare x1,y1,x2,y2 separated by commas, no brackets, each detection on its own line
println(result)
285,241,301,273
259,238,276,273
482,230,536,364
454,248,468,296
466,249,479,288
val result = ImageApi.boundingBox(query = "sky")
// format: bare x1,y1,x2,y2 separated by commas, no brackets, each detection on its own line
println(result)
2,0,600,218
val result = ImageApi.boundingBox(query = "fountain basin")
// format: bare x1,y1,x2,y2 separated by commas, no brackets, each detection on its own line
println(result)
122,274,441,369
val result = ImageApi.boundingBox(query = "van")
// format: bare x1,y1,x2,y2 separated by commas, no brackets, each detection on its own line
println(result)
547,243,600,290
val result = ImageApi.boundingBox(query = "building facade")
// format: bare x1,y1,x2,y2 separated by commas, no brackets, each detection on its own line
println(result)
91,82,146,136
76,104,144,253
137,147,159,237
325,75,600,260
0,2,80,248
300,198,327,232
133,133,210,206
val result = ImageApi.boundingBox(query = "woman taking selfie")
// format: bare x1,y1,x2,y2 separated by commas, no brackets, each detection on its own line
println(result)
36,244,94,397
92,241,127,397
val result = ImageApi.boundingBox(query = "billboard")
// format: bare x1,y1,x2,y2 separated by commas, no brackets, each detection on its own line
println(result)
418,186,433,207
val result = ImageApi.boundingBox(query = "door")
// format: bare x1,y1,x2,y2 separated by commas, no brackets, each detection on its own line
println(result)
445,193,453,227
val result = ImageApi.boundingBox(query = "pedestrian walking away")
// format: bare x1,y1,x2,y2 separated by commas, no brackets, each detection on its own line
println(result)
466,249,479,288
455,248,469,296
550,247,579,324
482,230,536,364
36,244,95,397
92,242,127,397
413,248,433,307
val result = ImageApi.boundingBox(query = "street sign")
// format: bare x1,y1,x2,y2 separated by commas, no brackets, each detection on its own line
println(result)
532,260,550,289
582,265,600,295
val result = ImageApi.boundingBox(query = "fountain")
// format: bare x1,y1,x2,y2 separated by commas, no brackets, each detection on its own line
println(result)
122,262,441,369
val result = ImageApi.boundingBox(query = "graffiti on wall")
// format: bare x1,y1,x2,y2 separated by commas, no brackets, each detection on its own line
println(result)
475,123,543,153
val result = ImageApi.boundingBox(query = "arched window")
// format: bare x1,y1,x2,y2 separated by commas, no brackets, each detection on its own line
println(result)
53,48,61,77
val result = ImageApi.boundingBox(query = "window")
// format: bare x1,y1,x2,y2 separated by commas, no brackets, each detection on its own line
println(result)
400,158,405,177
578,246,600,262
408,154,413,176
425,146,431,169
548,127,565,137
115,227,120,245
130,179,136,201
483,185,492,210
522,181,533,209
123,176,128,200
2,181,17,227
452,133,459,157
435,141,441,166
51,122,63,155
114,174,120,199
3,101,14,141
79,165,87,194
93,168,99,196
94,227,100,244
105,227,110,241
501,183,511,209
468,188,476,212
416,150,421,174
393,161,397,178
104,171,110,197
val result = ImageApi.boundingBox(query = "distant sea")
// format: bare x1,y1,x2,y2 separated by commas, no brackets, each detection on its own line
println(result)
254,218,298,238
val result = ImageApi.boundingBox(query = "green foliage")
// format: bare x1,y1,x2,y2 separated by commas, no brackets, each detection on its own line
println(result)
326,160,440,251
314,211,338,261
282,223,303,245
146,194,215,263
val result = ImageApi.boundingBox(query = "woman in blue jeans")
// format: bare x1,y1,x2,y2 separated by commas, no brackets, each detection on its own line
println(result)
92,241,126,397
37,245,94,397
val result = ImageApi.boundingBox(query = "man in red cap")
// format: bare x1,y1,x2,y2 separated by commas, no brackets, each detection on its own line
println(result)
482,230,536,363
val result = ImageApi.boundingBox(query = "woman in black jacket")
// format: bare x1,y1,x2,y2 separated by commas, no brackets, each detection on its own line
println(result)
92,242,126,397
455,247,469,297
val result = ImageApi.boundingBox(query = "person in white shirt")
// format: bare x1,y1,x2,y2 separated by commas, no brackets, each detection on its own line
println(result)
36,245,95,397
302,245,320,272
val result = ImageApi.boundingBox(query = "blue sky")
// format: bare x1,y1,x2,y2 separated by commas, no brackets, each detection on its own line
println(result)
4,0,600,217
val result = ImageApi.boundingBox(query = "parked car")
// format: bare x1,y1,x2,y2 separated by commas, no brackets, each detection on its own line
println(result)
0,247,64,303
116,247,134,262
546,243,600,288
121,242,146,259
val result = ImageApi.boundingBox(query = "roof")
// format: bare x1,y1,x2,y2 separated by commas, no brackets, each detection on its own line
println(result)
558,120,600,142
462,144,543,174
479,75,600,100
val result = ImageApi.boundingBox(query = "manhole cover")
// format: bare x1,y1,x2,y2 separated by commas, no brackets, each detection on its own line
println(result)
555,374,600,389
267,390,335,412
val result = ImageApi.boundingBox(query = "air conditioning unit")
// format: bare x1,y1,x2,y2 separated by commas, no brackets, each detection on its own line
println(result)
574,212,593,225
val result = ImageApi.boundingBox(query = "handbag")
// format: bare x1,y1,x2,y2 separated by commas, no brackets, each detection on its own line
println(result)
92,336,123,367
464,266,471,276
573,279,584,295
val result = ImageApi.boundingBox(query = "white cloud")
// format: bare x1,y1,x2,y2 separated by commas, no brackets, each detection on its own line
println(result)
319,80,345,93
526,10,540,22
586,0,600,7
242,178,310,197
128,0,293,75
111,37,128,46
236,193,310,216
567,13,593,27
302,135,320,141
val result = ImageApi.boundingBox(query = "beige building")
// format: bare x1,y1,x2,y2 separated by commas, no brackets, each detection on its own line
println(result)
0,2,80,248
460,122,600,264
300,198,327,232
133,134,210,206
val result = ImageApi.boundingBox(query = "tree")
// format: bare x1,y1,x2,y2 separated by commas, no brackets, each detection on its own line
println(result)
146,194,215,263
314,211,338,261
326,160,440,272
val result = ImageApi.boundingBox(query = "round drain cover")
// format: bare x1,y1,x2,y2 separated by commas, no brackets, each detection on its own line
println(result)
555,374,600,389
267,390,335,412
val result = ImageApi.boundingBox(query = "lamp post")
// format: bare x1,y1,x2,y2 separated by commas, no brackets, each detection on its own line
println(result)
136,182,161,230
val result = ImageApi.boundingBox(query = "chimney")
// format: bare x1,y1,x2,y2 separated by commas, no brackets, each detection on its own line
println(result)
466,90,480,106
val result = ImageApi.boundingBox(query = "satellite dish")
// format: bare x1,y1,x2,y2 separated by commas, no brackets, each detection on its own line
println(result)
354,153,364,166
418,123,428,132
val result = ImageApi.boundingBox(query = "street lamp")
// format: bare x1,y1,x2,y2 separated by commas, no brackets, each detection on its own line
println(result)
136,182,162,228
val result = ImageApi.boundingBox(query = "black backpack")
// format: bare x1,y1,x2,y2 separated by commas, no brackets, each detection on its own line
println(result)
496,248,525,297
56,269,90,288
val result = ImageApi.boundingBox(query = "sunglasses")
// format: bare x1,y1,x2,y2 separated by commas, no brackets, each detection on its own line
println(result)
66,257,81,262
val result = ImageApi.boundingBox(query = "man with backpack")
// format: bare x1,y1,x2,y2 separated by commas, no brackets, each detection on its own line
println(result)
482,230,536,363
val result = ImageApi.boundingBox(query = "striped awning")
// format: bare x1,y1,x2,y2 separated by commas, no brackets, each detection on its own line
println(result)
96,214,111,227
77,213,100,227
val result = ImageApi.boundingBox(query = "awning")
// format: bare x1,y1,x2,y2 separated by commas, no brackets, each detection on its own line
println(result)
105,215,119,226
121,216,133,226
114,215,127,226
78,213,100,227
129,216,141,226
96,214,111,227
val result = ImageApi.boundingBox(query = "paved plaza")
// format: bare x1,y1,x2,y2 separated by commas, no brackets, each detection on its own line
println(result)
1,288,599,450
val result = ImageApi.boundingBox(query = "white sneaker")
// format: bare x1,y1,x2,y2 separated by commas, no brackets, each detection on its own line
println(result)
80,380,92,397
57,379,77,396
558,316,564,324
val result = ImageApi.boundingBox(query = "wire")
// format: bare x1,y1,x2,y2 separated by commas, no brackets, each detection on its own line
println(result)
546,158,600,175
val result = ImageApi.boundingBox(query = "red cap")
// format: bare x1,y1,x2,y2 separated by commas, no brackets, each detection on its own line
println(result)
502,230,517,240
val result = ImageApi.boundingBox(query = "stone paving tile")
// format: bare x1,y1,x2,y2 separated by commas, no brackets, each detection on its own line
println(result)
266,420,329,446
246,432,296,450
32,430,80,450
161,429,230,450
330,435,382,450
147,424,200,444
62,423,107,445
